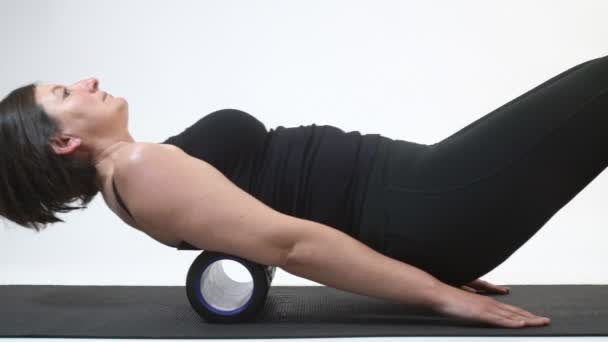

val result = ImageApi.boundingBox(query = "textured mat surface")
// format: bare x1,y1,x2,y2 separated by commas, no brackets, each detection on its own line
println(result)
0,284,606,338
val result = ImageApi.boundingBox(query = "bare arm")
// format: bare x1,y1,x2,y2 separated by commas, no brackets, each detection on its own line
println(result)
283,218,441,308
283,219,553,328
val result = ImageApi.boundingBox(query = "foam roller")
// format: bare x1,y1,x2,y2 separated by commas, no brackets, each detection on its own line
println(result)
178,242,277,323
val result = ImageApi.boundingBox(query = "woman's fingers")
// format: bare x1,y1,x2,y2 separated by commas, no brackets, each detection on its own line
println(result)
461,285,477,293
484,312,527,327
467,279,510,294
498,302,551,322
431,283,550,328
484,304,551,327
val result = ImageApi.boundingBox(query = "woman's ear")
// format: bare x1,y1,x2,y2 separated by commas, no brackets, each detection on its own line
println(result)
50,135,82,156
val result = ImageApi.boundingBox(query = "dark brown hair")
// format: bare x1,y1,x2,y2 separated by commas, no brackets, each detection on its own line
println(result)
0,83,100,232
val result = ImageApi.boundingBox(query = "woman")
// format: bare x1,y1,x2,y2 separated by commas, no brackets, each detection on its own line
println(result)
3,55,606,328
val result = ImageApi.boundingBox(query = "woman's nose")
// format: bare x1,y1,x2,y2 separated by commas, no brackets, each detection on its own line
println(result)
71,78,98,92
86,77,98,91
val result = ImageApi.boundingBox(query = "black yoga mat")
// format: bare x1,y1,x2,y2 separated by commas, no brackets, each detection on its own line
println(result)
0,284,606,338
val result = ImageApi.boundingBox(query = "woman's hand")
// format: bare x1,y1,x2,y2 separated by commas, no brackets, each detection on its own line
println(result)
461,278,511,295
429,282,551,328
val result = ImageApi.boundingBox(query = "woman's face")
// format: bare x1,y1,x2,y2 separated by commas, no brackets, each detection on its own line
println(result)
34,77,129,155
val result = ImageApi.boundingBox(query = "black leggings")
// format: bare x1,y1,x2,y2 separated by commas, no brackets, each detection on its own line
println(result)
357,54,608,287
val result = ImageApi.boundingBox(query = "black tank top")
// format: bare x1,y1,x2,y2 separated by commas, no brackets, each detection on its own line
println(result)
112,108,384,250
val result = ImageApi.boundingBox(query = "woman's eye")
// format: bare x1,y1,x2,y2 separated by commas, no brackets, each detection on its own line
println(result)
63,88,70,98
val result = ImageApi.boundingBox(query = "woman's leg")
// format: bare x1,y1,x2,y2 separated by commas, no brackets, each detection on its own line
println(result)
360,55,608,287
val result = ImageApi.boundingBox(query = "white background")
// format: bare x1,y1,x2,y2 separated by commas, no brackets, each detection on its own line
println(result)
1,0,608,288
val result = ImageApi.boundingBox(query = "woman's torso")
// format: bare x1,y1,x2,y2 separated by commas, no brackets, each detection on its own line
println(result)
108,108,385,248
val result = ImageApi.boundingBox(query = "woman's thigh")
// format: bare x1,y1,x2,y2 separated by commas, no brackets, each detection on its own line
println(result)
392,55,608,193
367,55,608,286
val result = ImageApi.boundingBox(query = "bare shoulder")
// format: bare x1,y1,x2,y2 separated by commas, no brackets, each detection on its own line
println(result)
111,142,189,247
115,142,184,164
111,141,298,266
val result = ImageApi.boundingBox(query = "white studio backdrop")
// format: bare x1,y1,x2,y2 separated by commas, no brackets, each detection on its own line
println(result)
0,0,607,287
